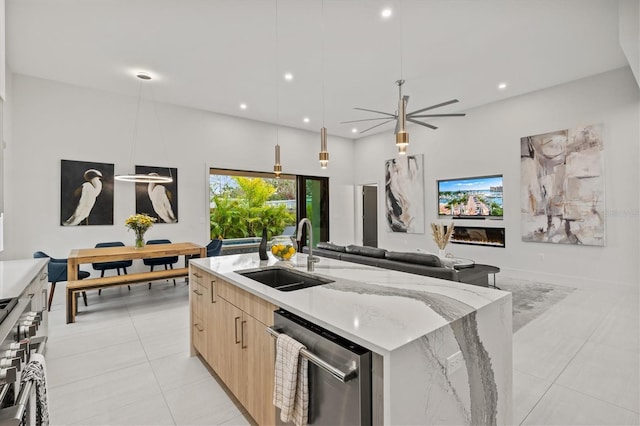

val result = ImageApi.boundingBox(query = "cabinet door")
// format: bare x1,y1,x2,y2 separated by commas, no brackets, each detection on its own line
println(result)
205,274,223,371
217,298,245,400
242,313,276,426
191,276,209,358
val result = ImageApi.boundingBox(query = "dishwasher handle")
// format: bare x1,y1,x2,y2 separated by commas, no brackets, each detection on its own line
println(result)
266,326,357,383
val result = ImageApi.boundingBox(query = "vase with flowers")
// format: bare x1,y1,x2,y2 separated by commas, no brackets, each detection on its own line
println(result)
431,221,455,258
125,213,157,249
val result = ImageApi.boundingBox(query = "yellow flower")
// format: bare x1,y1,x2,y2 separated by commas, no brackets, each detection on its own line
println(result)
125,213,157,234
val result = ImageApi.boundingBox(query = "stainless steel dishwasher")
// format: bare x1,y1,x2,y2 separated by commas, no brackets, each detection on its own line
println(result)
270,309,372,426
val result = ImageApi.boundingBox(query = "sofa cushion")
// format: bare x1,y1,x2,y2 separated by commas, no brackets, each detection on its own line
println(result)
345,245,387,258
317,242,347,253
385,251,442,267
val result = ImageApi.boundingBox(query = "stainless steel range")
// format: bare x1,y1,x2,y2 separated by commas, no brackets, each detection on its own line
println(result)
0,260,49,426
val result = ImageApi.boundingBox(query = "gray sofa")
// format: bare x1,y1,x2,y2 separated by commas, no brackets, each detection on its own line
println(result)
305,242,459,282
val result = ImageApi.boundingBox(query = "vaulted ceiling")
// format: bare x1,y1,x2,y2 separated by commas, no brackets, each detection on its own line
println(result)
7,0,628,139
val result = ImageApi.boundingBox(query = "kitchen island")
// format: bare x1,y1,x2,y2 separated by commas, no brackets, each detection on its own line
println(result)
189,253,512,425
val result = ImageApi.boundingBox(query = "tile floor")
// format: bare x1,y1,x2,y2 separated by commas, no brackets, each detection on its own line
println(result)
44,277,639,425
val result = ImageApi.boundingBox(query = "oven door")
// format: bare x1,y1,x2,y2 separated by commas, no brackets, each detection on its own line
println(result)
0,337,48,426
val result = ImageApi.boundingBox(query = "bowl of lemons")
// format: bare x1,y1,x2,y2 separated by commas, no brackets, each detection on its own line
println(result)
270,236,297,261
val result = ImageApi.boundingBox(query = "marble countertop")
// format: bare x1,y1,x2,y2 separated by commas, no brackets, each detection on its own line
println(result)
0,258,48,299
191,253,510,355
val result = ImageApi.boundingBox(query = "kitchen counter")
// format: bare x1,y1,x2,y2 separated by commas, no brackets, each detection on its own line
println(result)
191,253,512,425
0,259,49,299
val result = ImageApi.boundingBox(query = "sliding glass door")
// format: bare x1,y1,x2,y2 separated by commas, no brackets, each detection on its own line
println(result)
296,176,329,248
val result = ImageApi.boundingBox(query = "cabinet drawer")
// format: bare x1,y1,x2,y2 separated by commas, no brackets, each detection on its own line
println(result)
217,278,276,326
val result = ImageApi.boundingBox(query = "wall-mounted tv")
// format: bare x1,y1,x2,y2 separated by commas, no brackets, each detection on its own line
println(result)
437,174,503,219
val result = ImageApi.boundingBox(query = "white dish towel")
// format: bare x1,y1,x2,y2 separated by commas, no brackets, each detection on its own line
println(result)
20,353,50,426
273,334,309,426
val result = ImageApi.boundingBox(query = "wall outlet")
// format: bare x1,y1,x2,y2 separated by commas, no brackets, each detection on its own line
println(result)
446,351,464,374
538,252,545,261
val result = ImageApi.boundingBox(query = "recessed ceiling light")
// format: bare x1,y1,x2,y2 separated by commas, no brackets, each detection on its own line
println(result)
352,128,358,133
498,82,508,90
284,73,293,81
240,103,247,110
381,8,392,18
303,117,310,123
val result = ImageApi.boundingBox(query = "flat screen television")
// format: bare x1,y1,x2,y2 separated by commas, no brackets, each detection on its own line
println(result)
437,174,503,219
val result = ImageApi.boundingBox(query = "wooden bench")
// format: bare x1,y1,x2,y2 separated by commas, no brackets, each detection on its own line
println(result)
66,267,189,323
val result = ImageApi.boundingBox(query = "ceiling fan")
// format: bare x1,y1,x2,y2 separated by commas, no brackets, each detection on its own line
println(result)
341,79,466,135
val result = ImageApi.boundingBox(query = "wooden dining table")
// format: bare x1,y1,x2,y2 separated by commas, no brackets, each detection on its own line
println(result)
66,242,206,323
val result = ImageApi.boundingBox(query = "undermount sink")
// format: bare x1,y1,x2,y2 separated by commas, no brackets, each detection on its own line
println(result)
235,266,334,292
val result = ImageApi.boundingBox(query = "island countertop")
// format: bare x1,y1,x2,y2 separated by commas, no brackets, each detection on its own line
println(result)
190,253,510,355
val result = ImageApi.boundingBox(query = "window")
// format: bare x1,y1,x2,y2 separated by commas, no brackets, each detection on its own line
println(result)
209,169,329,249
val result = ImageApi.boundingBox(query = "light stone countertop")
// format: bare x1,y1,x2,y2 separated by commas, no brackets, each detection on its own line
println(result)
0,258,48,299
190,253,510,355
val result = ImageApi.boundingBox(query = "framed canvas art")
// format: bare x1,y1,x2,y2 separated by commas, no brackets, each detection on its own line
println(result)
60,159,114,226
385,154,424,233
135,165,178,223
521,124,605,246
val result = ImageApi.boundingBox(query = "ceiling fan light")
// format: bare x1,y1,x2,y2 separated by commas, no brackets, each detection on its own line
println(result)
396,130,409,146
397,144,408,155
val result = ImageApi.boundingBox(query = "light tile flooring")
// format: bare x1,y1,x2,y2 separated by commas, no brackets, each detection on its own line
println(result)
44,278,639,425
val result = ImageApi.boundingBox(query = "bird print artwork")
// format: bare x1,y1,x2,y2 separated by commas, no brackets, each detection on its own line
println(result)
147,173,177,223
60,160,114,226
63,169,103,226
134,166,178,224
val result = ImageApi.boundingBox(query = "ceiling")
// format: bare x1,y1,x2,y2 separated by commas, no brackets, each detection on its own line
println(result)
7,0,628,140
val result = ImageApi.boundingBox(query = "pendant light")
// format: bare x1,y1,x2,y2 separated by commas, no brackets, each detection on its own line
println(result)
273,0,282,178
318,0,329,169
115,72,173,183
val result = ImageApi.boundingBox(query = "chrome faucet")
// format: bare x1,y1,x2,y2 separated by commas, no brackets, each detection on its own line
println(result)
297,218,319,272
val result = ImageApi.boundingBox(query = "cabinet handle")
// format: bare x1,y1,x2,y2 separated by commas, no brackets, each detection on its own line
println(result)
194,323,204,332
193,273,203,278
234,316,241,344
210,281,216,303
241,320,247,349
193,289,203,296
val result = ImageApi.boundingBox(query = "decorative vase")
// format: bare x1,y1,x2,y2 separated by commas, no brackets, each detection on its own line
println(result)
135,232,145,249
270,235,297,261
438,249,446,258
258,228,268,260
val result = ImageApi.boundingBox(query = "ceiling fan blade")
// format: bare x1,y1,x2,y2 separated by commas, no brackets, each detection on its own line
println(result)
353,107,396,117
394,119,400,134
407,99,459,116
409,113,467,118
340,117,396,124
360,119,395,134
407,117,438,130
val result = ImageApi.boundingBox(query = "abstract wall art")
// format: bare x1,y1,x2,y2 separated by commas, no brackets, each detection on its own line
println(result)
135,165,178,223
60,159,114,226
520,124,604,246
385,154,424,233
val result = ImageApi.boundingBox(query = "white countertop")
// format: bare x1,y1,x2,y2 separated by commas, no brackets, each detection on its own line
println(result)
191,253,510,355
0,258,48,299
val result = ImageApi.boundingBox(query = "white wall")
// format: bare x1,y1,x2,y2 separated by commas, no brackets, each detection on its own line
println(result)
619,0,640,87
2,74,355,266
354,67,640,289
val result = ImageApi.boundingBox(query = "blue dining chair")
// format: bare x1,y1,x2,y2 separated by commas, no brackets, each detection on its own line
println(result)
206,239,223,257
143,239,179,289
92,241,132,294
34,251,90,311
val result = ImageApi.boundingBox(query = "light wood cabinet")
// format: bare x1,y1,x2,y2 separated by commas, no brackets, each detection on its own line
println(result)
189,270,210,359
190,265,277,426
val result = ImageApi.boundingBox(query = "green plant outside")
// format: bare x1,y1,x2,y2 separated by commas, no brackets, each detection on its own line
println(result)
210,177,295,239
